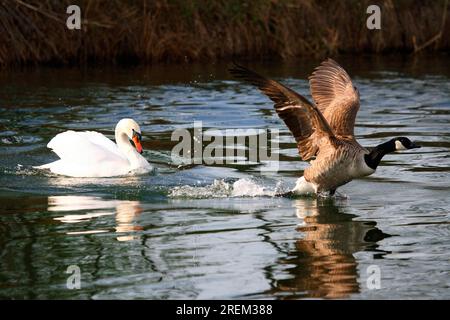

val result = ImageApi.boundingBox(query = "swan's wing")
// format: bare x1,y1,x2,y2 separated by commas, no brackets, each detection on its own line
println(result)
78,131,126,159
309,58,360,138
47,130,127,164
229,63,336,160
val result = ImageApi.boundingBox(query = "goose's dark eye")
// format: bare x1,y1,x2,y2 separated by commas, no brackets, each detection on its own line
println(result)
400,138,412,147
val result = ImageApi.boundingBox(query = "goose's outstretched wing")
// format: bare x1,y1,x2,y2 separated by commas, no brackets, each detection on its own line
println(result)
309,58,360,138
230,63,335,160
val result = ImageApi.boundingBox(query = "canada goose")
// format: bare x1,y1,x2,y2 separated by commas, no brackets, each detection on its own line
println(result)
230,59,421,196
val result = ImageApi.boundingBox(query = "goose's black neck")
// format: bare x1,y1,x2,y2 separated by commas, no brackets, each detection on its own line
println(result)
364,140,396,170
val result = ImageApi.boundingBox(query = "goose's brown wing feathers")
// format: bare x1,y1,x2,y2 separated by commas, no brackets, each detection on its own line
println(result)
229,63,335,160
309,58,360,138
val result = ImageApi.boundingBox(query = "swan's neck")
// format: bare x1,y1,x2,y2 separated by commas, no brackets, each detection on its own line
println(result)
364,140,396,170
115,131,141,168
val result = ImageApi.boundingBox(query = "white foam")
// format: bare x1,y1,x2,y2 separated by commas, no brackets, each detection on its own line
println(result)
231,178,272,197
168,179,232,199
6,164,51,176
168,178,291,199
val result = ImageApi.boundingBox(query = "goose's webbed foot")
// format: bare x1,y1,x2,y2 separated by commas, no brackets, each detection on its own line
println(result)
334,190,348,199
317,189,348,199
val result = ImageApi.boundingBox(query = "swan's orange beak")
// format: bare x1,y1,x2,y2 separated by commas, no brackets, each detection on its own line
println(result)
132,133,143,154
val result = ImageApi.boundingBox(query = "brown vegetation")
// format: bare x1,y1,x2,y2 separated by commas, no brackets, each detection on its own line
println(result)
0,0,448,67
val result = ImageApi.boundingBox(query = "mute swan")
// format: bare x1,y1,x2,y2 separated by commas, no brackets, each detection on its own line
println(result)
36,118,152,177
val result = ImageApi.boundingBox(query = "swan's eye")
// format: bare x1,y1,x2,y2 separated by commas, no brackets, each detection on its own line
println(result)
132,129,142,141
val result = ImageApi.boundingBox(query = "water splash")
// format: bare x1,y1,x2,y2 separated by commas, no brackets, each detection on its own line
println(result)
4,164,50,176
168,178,292,199
231,178,273,197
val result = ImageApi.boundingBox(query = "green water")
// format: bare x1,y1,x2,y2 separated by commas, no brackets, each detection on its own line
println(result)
0,55,449,299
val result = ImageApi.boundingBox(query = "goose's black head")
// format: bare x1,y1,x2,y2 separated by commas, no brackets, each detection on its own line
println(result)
365,137,421,170
392,137,421,151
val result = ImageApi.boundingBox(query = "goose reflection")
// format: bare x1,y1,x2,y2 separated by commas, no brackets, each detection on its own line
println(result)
49,195,142,241
269,198,390,299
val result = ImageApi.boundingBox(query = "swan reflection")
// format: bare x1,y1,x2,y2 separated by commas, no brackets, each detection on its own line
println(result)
49,195,142,241
270,198,389,299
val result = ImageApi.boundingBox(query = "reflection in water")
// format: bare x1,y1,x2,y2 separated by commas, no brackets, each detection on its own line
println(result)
49,196,142,241
0,57,448,299
269,198,390,299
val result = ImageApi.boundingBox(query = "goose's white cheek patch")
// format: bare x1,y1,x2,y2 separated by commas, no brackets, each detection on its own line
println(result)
395,140,407,150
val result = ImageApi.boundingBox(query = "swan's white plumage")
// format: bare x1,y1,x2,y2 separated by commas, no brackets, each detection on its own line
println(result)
48,131,127,163
36,119,152,177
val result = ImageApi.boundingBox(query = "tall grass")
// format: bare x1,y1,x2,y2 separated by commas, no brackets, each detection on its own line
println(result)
0,0,448,67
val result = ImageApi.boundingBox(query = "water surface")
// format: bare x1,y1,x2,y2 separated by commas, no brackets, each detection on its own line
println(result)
0,55,449,299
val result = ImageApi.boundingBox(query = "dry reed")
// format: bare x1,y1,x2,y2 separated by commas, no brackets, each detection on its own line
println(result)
0,0,448,67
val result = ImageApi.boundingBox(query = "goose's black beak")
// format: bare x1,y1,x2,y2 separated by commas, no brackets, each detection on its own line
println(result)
410,142,421,149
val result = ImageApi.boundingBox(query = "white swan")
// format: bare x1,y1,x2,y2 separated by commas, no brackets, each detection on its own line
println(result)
35,118,152,177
